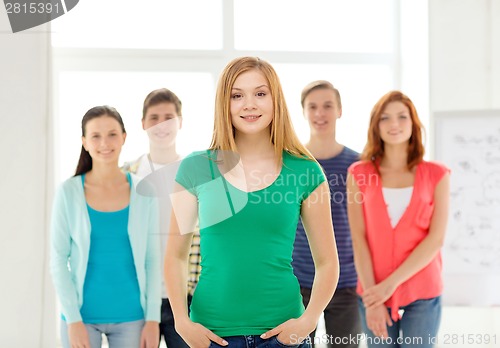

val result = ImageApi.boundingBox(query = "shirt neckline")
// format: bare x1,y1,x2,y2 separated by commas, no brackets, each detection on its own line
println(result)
213,151,286,194
378,164,421,230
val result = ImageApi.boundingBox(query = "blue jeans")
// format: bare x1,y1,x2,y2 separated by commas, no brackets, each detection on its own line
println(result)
358,296,441,348
301,287,361,348
160,297,189,347
209,335,312,347
60,319,144,348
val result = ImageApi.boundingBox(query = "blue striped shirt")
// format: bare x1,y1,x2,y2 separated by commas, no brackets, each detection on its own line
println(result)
292,146,359,289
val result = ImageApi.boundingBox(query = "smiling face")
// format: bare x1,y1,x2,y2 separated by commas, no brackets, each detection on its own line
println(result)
82,115,126,164
378,101,413,146
303,88,341,137
142,102,182,147
230,69,274,138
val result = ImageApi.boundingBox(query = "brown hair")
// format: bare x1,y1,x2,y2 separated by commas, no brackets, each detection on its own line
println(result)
142,88,182,119
75,105,126,176
361,90,425,170
301,80,342,110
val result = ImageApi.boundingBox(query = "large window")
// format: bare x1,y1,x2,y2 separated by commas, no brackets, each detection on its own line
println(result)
275,63,393,150
234,0,395,53
51,0,223,49
51,0,428,193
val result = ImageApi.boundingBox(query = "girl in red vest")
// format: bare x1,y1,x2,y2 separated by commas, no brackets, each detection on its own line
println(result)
347,91,450,348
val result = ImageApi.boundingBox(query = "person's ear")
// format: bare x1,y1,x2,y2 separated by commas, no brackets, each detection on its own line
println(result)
338,107,343,119
122,132,127,144
141,118,146,130
178,116,183,130
81,136,87,151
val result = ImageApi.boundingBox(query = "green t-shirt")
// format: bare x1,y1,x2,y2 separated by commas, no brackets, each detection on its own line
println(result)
175,150,325,336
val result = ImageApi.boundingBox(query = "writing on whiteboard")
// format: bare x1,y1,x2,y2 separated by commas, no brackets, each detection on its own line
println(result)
436,114,500,274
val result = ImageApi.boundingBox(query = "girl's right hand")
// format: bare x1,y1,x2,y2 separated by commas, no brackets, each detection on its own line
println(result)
365,305,392,339
176,319,228,348
68,321,91,348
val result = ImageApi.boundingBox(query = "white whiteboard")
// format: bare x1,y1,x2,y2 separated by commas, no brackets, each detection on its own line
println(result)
434,110,500,306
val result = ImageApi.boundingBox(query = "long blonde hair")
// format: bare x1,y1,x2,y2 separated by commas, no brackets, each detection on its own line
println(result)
209,56,313,165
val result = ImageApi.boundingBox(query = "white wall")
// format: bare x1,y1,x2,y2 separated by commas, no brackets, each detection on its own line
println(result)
430,0,500,111
0,10,55,348
429,1,500,347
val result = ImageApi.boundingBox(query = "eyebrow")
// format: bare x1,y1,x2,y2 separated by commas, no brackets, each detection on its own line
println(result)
232,84,269,91
307,101,332,105
381,111,408,116
147,113,175,117
89,129,119,134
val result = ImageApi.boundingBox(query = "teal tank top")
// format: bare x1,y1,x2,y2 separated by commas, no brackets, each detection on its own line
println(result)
79,173,144,323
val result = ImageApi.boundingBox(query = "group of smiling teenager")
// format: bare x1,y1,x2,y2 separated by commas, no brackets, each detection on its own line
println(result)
50,57,449,348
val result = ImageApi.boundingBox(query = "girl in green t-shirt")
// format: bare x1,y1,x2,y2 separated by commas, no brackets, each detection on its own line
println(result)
165,57,340,348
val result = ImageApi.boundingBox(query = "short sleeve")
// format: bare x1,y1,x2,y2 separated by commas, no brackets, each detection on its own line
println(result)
347,162,358,176
427,161,451,186
301,159,327,201
175,151,215,196
348,161,375,191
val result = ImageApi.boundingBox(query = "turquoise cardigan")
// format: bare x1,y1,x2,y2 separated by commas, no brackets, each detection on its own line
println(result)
50,174,162,323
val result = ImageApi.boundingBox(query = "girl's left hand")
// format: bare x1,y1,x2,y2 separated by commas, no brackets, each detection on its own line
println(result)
362,280,396,309
140,321,160,348
260,316,316,345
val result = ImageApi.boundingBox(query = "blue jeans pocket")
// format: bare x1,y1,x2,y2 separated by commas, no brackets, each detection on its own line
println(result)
272,336,301,348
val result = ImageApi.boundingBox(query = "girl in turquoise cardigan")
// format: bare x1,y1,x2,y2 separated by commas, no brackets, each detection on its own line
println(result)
50,106,161,348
